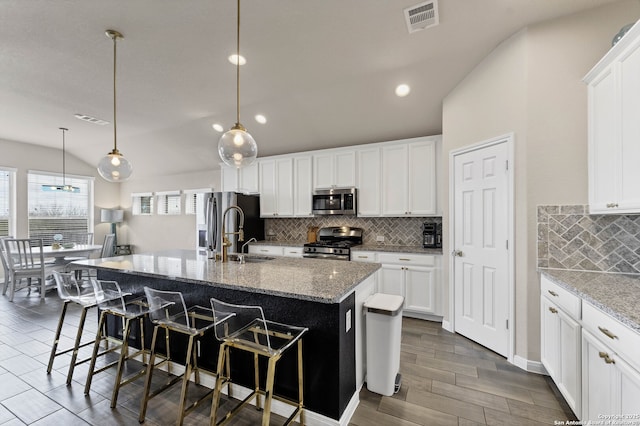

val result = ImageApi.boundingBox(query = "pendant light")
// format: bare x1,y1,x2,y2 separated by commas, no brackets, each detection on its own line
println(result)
218,0,258,168
97,29,133,182
42,127,79,193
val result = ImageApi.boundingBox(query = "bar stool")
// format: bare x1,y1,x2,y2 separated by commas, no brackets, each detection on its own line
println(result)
84,279,150,408
139,287,233,426
47,271,99,385
209,297,308,426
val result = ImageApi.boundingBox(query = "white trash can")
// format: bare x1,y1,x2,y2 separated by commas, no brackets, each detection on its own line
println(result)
364,293,404,396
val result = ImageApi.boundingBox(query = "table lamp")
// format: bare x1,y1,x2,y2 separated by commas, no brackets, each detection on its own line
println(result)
101,208,124,249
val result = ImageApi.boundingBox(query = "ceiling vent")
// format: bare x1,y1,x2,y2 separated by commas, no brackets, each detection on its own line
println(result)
404,0,439,34
74,113,110,126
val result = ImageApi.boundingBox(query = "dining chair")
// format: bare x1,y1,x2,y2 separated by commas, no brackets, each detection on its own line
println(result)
0,236,14,296
100,233,116,258
3,238,65,302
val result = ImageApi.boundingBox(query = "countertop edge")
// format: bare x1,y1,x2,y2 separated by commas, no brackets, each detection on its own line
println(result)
539,269,640,333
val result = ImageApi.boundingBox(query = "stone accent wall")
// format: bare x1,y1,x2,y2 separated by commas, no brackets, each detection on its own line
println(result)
265,216,441,246
537,205,640,273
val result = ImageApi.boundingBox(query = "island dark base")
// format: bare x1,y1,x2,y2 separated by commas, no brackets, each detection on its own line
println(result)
98,270,356,421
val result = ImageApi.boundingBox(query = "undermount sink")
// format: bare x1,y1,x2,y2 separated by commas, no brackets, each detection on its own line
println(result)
227,254,275,263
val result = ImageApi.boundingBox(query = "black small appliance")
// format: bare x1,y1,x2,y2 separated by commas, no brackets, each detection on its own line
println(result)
422,222,442,248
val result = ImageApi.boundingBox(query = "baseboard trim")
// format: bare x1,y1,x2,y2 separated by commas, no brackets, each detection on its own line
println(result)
441,319,453,332
513,355,547,375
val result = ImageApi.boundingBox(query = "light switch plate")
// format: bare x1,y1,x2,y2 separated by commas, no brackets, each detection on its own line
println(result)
376,235,385,242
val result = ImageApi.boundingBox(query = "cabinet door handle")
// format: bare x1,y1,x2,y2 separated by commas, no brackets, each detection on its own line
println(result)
547,290,558,297
548,307,558,314
598,326,618,340
606,202,619,208
452,250,464,257
598,351,615,364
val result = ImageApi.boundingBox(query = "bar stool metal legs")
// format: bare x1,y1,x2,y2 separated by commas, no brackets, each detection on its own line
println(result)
47,272,99,386
209,297,308,426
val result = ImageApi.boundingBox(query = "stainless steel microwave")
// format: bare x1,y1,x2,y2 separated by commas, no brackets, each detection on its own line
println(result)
312,188,357,215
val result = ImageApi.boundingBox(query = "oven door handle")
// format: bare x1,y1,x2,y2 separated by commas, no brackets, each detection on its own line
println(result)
303,253,349,260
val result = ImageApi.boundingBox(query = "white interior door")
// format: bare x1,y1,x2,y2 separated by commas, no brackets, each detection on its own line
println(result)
452,138,511,357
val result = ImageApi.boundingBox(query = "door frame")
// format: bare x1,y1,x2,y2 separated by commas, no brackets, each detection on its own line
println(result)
447,133,515,363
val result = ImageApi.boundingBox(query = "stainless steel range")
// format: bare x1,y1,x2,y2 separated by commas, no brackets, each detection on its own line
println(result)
303,226,363,261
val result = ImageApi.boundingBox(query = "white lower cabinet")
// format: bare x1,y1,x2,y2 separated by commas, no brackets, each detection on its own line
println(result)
282,246,303,258
248,245,302,257
582,329,640,421
540,274,640,422
540,294,581,416
353,251,441,319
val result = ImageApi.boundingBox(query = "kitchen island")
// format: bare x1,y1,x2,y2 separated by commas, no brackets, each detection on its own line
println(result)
73,249,380,425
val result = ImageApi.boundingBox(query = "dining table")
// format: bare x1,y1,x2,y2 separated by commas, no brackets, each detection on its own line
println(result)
43,244,103,265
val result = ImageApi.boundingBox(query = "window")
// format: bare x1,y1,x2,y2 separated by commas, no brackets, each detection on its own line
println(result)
27,171,94,245
156,191,181,215
0,167,17,237
132,192,154,215
184,188,212,218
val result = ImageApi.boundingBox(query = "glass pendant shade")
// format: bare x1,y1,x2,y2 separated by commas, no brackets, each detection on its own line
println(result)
218,123,258,168
97,148,133,182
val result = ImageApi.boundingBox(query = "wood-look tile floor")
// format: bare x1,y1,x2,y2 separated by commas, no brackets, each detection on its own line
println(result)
350,318,578,426
0,291,576,425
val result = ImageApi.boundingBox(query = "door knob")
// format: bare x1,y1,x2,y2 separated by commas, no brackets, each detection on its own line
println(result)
452,250,463,257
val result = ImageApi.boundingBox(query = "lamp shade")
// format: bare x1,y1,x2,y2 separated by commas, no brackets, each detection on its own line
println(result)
101,208,124,223
218,123,258,168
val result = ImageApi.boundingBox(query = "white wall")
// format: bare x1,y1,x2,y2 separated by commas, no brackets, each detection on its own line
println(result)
0,137,120,243
118,170,220,253
442,1,640,363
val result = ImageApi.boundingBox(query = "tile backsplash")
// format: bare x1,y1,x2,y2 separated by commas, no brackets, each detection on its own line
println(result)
265,216,441,246
537,205,640,273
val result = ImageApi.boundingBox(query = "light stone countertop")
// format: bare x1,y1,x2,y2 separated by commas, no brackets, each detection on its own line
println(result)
540,269,640,333
353,244,443,255
73,249,380,304
250,240,443,255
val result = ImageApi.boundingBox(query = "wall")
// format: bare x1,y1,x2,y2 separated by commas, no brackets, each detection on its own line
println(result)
0,137,120,243
118,170,219,253
442,1,640,365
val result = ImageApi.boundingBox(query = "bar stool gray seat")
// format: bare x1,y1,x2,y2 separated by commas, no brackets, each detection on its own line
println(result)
84,279,150,408
139,287,233,426
209,297,308,426
47,271,99,385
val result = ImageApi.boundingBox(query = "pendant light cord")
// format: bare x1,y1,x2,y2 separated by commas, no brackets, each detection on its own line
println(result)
113,33,118,152
60,127,67,186
236,0,241,125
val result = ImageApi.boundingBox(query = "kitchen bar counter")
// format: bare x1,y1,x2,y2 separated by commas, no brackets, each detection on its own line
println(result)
74,249,379,303
73,249,379,423
540,268,640,333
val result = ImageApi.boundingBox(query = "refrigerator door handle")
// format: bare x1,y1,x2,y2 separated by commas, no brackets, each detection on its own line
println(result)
211,196,218,251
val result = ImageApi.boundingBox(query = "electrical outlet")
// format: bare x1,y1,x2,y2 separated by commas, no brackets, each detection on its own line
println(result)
376,235,385,242
346,309,352,332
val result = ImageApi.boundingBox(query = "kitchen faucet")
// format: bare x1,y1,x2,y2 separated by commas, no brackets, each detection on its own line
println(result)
221,205,245,263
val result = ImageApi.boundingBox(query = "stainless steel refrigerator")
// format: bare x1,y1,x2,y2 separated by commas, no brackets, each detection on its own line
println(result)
197,192,264,257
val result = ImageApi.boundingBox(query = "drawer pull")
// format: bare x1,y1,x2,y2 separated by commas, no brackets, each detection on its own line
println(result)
598,326,618,340
357,256,368,259
399,258,411,261
260,249,269,252
547,290,558,297
599,351,616,364
606,202,619,208
548,307,558,314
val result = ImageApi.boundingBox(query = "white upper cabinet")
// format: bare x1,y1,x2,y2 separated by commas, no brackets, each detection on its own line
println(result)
585,21,640,214
380,138,438,216
259,158,294,217
356,147,381,216
293,155,313,217
220,162,259,194
313,150,356,189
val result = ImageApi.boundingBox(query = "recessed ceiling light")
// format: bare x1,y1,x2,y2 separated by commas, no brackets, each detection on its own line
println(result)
255,114,267,124
212,123,224,132
228,54,246,65
395,84,411,97
74,113,110,125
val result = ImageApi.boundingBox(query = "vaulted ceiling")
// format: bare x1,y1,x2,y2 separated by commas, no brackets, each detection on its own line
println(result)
0,0,622,178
